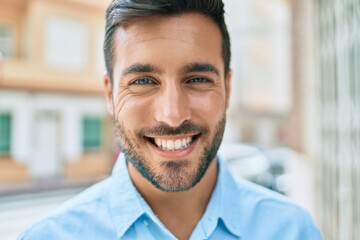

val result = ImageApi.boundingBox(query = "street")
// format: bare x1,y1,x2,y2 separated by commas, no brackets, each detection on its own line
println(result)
0,188,84,240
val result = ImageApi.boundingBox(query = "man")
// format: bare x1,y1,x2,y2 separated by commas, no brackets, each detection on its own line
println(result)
20,0,321,239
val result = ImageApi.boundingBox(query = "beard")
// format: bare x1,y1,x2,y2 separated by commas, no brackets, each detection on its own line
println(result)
113,113,226,192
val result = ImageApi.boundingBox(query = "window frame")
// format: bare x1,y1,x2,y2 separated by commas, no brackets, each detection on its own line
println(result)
82,116,104,152
0,112,12,156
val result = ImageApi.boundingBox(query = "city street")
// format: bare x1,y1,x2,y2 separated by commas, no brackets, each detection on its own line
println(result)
0,188,84,240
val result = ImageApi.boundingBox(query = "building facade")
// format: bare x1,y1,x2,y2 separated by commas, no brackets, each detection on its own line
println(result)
315,0,360,238
223,0,292,146
0,0,113,182
292,0,360,238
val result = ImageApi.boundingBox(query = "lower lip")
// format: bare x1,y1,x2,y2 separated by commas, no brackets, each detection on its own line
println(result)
149,138,198,159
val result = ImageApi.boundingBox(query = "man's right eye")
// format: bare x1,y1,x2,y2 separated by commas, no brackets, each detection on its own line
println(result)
131,78,154,85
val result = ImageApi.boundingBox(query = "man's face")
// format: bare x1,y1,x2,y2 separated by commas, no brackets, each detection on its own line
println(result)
104,13,231,192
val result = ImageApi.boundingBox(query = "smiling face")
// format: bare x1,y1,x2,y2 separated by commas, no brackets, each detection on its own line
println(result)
104,13,231,192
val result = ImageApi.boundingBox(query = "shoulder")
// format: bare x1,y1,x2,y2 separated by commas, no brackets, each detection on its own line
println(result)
230,177,322,239
19,177,117,240
234,176,299,209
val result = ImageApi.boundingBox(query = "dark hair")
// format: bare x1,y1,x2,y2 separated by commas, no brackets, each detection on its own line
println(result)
104,0,231,84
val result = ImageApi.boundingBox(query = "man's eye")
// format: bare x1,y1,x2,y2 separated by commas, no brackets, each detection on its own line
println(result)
188,77,211,83
132,78,154,85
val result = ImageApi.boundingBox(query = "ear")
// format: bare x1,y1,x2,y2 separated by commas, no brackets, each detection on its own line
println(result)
224,69,232,110
103,73,114,115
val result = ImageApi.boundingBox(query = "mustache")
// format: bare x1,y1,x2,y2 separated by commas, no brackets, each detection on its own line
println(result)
137,121,208,137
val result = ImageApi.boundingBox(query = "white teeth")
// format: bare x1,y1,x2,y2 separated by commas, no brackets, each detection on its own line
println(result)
155,139,161,147
153,136,194,151
174,140,182,150
167,140,174,150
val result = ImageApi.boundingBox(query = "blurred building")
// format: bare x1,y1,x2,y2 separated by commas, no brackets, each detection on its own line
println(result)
293,0,360,238
223,0,321,220
0,0,113,183
223,0,292,147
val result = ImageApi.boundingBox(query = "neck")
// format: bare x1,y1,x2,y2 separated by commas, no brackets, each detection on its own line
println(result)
128,158,218,239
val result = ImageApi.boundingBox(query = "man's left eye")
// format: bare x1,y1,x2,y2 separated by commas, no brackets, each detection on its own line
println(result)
132,78,154,85
188,77,211,83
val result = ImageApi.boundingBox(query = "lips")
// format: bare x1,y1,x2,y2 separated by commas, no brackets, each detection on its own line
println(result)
145,135,199,152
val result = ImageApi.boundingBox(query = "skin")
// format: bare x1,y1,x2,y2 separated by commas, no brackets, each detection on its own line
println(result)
103,13,231,240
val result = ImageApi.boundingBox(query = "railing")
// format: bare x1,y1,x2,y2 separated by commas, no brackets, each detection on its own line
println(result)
315,0,360,239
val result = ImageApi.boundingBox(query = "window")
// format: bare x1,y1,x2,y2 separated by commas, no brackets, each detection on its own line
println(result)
0,113,11,155
44,16,88,71
0,23,14,58
82,116,103,151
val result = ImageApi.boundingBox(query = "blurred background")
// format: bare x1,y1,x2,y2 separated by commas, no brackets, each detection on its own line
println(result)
0,0,359,239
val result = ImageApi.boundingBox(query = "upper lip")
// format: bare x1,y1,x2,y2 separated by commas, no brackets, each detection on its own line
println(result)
144,134,198,140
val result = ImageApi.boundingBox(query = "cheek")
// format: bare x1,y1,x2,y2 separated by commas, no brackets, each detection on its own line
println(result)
189,92,226,122
115,94,154,127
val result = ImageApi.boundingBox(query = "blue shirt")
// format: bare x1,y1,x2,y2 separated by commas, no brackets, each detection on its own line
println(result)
19,153,321,239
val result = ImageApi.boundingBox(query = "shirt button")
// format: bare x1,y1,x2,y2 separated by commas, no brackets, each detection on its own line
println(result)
143,220,149,226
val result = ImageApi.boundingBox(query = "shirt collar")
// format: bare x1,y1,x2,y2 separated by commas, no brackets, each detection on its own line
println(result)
108,153,145,239
198,154,242,239
108,153,243,239
216,153,243,238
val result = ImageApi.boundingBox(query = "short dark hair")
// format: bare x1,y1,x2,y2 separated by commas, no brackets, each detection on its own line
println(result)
104,0,231,84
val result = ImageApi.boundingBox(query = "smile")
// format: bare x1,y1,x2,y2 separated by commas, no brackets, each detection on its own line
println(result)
146,135,199,152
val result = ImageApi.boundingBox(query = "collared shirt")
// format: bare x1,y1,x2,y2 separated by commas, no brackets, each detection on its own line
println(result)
19,153,321,240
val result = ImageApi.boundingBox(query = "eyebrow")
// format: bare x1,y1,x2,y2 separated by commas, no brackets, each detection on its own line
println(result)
121,64,163,77
183,62,220,76
121,62,220,78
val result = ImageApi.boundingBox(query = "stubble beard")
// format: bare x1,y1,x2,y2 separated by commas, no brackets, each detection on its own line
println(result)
113,114,226,192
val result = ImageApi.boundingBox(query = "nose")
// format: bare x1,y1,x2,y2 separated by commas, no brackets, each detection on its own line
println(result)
154,82,191,127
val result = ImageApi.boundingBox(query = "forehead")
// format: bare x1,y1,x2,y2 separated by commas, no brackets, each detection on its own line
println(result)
112,13,224,75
